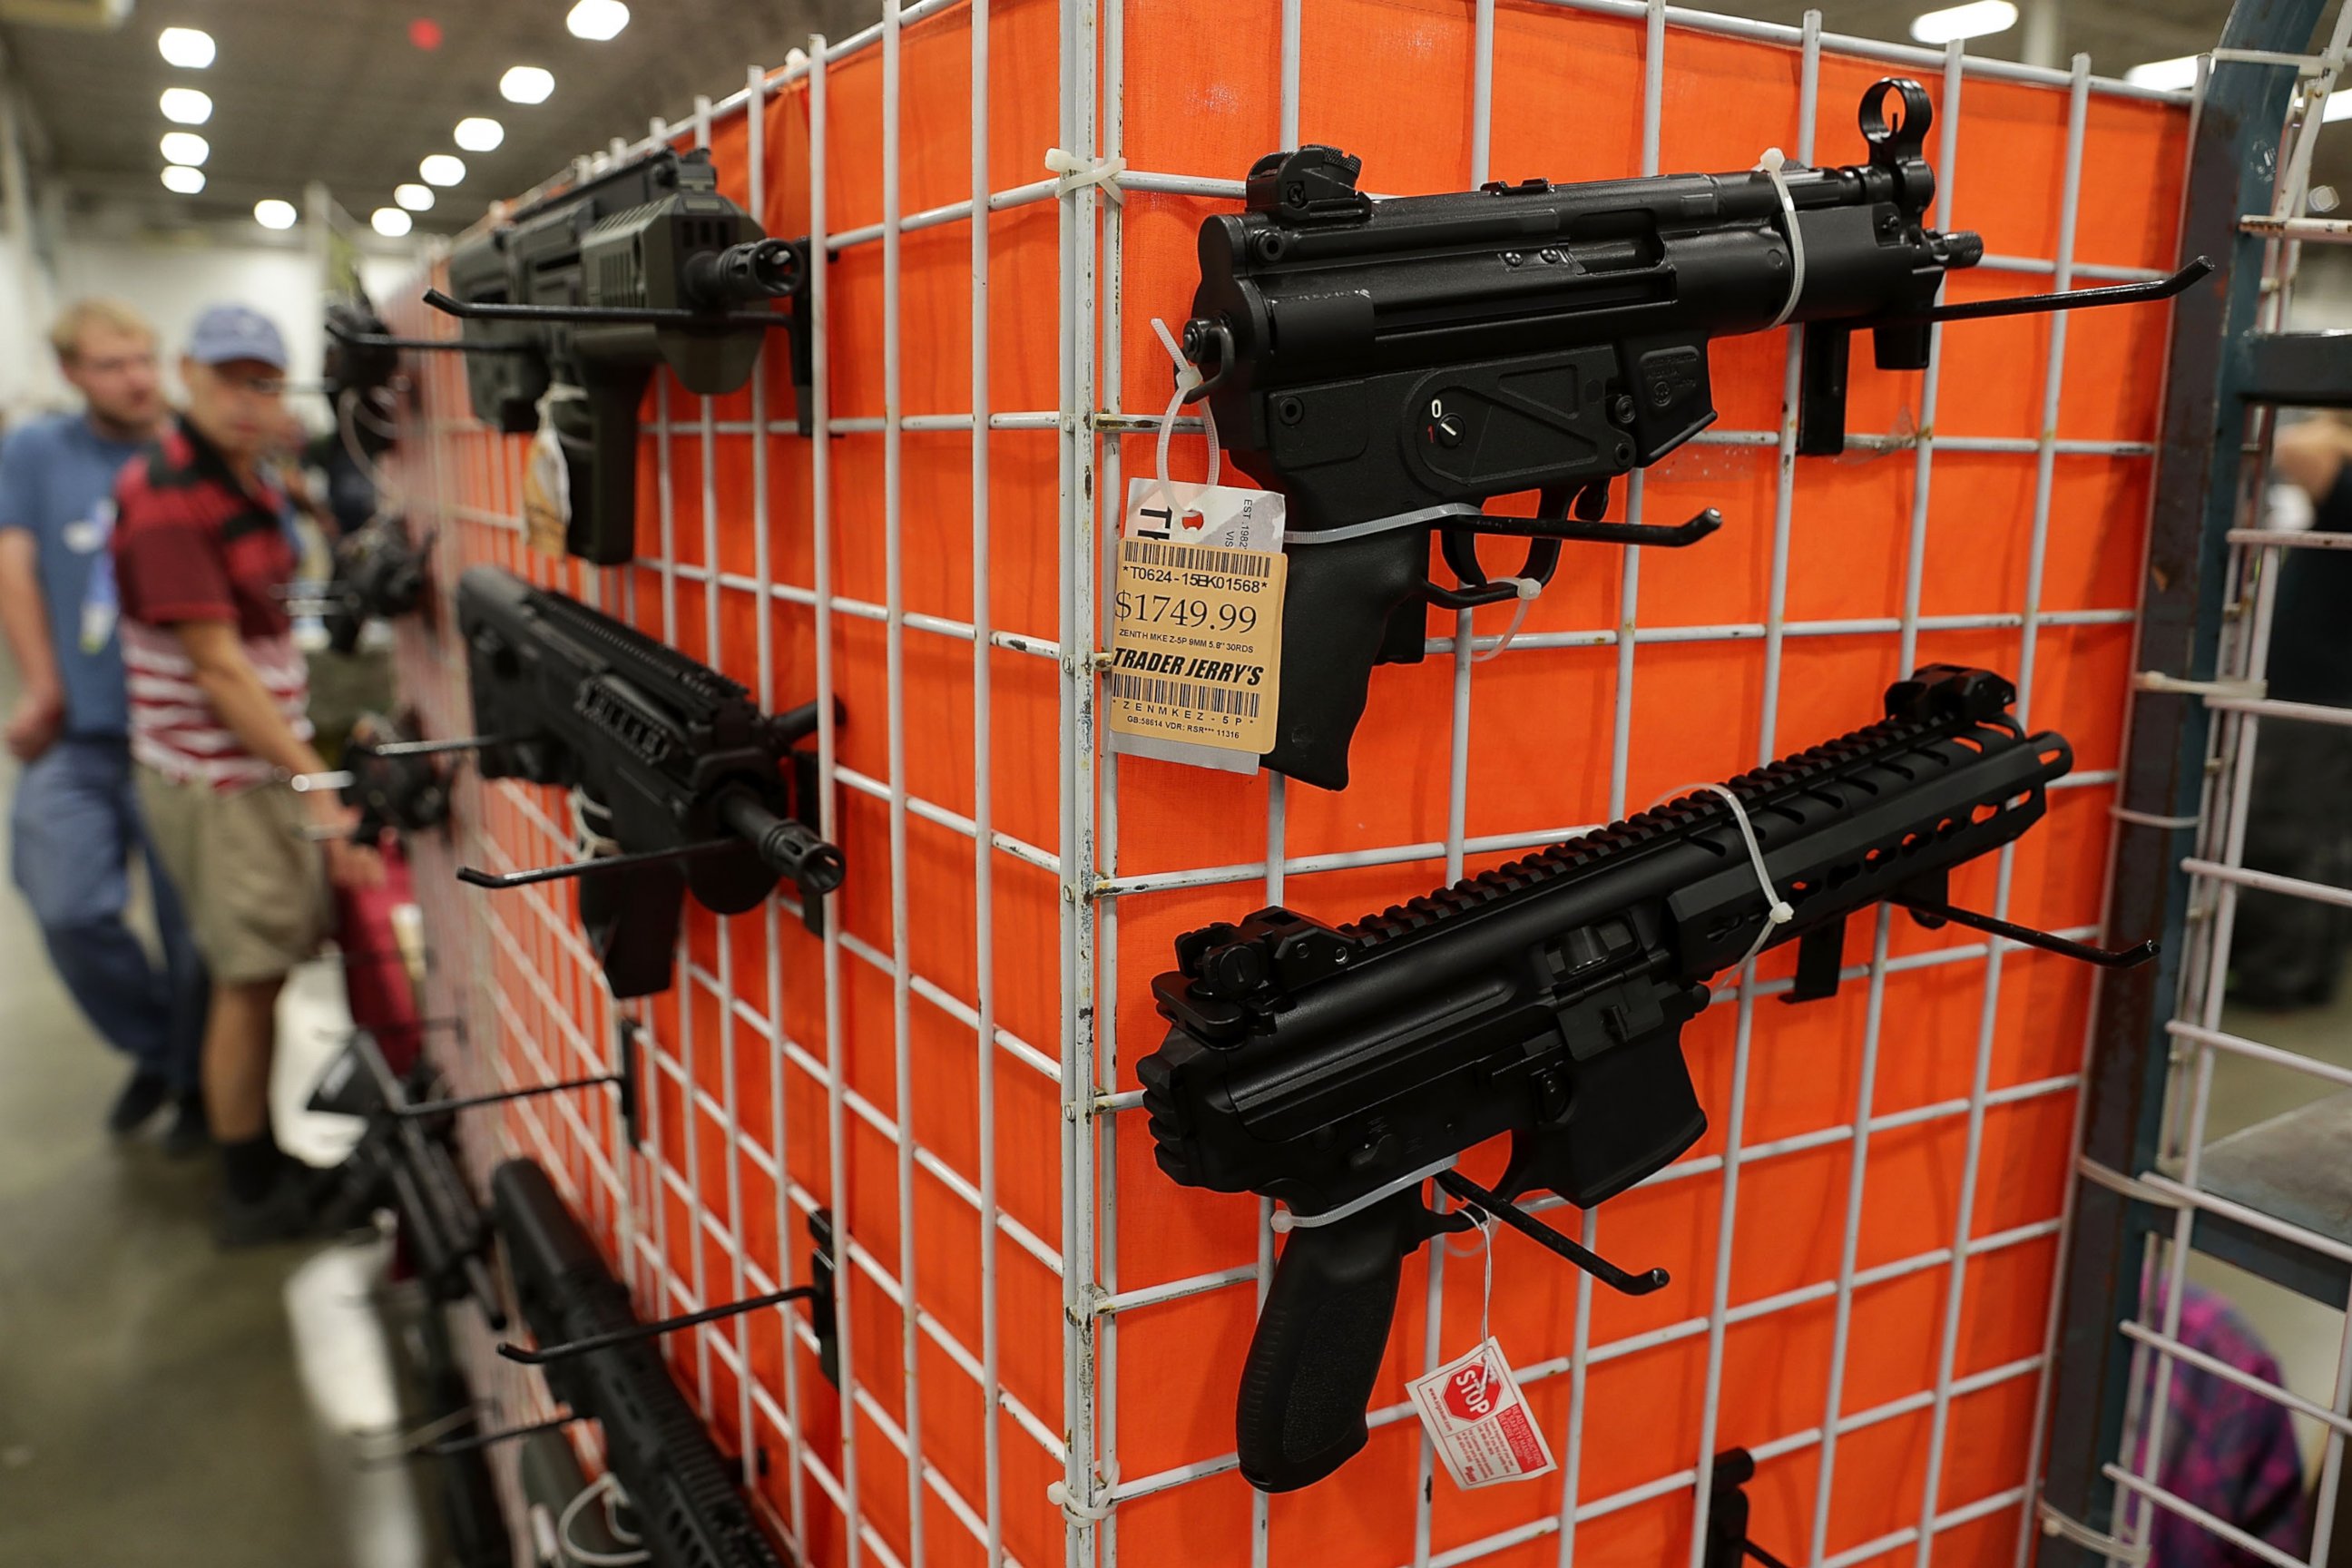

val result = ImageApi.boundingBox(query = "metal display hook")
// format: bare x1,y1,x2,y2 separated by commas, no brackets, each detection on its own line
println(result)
498,1205,841,1377
323,313,532,355
421,287,798,332
1430,1169,1671,1297
1877,257,2215,328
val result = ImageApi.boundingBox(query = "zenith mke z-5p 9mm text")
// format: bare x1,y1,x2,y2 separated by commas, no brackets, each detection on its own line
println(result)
1178,78,2209,789
450,565,844,999
1136,666,2155,1492
431,146,810,564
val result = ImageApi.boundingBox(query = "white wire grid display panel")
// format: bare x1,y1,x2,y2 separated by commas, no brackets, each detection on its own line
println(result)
2101,14,2352,1563
372,3,2200,1567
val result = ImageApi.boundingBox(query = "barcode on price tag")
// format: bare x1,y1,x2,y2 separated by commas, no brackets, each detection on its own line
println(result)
1107,477,1287,773
1405,1338,1556,1491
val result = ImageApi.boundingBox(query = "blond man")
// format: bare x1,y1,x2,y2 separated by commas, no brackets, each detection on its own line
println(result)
0,299,208,1150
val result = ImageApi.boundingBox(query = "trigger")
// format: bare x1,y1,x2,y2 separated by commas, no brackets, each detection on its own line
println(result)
1573,479,1612,522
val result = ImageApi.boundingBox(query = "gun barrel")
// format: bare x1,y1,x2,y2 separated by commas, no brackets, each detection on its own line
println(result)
717,788,846,894
685,238,802,308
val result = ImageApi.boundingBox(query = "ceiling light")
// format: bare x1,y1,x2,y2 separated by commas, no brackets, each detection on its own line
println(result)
395,183,435,211
161,165,205,195
419,153,466,187
499,65,554,104
1909,0,2016,44
2311,185,2342,214
157,26,214,69
454,116,504,152
159,132,210,166
253,199,298,230
160,87,212,124
2124,56,2201,91
2325,92,2352,123
372,208,414,239
565,0,629,42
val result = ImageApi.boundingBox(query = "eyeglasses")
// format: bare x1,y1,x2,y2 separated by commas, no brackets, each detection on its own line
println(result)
210,368,287,398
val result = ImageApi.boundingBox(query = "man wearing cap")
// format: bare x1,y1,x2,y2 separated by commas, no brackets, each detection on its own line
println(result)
0,299,210,1152
111,303,383,1245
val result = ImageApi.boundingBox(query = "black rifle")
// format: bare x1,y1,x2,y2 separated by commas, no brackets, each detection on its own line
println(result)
1136,666,2156,1492
453,564,844,998
1179,79,2210,789
310,1031,505,1328
492,1157,789,1568
434,146,810,564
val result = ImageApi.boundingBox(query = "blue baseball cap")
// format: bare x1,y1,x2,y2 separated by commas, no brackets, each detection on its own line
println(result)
187,303,289,371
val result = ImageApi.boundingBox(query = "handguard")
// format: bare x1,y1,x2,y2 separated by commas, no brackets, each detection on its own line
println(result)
1136,666,2157,1490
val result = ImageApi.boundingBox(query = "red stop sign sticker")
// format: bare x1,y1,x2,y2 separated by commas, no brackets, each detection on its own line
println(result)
1442,1359,1509,1422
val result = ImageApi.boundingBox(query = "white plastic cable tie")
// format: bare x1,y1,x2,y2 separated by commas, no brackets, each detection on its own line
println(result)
1753,148,1807,330
571,788,621,859
1045,147,1127,204
1145,316,1220,532
1651,780,1795,983
1047,1459,1121,1524
2111,805,2203,831
1273,1154,1459,1233
2035,1500,2151,1564
2132,671,2268,701
2075,1156,2182,1210
557,1473,651,1567
1467,576,1544,663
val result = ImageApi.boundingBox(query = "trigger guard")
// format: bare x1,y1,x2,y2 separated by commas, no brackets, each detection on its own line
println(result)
1426,533,1564,612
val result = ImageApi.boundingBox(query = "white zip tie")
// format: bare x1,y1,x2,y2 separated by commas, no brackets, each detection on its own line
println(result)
2036,1500,2151,1564
1145,317,1221,528
1044,147,1127,203
572,789,621,859
1754,148,1807,330
1272,1154,1460,1233
1047,1459,1121,1523
2132,671,2268,701
1468,576,1543,662
1651,780,1795,982
2111,805,2203,831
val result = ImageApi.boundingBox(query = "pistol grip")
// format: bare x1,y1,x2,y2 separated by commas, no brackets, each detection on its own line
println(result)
1259,529,1429,791
563,363,655,566
1235,1190,1425,1492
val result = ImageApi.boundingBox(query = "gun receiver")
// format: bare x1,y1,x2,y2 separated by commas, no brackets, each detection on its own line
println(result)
491,1158,788,1568
1181,78,2209,789
1136,665,2154,1492
437,146,812,565
455,565,844,999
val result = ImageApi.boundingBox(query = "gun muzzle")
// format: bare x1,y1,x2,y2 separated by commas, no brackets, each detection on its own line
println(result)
717,790,846,895
685,239,802,308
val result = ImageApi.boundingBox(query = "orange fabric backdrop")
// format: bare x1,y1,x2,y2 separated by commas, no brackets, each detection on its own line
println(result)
386,3,2189,1565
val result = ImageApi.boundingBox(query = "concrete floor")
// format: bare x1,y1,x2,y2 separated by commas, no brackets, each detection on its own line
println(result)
0,741,429,1564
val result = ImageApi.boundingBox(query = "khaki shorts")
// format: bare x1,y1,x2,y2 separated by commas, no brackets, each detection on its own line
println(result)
135,768,331,985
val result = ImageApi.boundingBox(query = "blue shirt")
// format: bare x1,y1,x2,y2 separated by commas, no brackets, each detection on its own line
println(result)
0,414,149,738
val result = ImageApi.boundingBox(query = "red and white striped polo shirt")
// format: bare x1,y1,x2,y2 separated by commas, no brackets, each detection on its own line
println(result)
110,417,312,790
